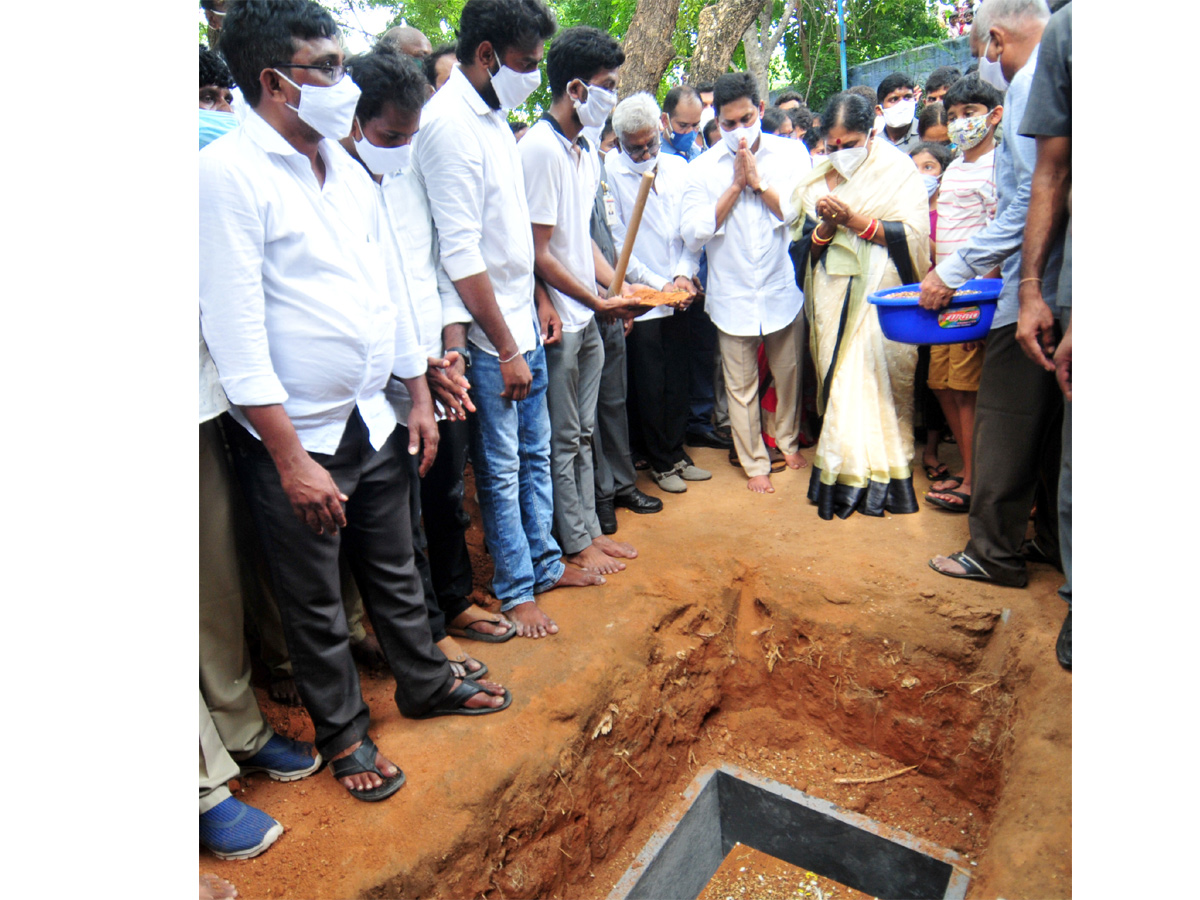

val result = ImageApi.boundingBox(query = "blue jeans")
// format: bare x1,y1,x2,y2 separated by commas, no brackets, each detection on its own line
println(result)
467,343,566,610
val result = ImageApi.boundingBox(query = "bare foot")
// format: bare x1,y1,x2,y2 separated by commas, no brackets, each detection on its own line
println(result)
349,633,388,670
448,605,513,639
929,554,970,576
567,542,625,574
595,534,637,560
747,474,775,494
507,600,561,638
269,677,302,707
450,677,507,709
435,635,486,678
782,450,808,469
200,873,237,900
330,740,399,793
540,566,606,591
930,474,964,492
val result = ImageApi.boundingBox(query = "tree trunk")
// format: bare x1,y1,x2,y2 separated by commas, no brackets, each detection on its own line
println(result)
689,0,766,84
741,0,800,100
619,0,684,98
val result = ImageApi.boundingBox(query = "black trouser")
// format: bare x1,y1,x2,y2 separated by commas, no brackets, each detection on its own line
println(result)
963,324,1063,586
682,297,720,434
627,313,691,473
594,317,639,502
408,418,473,640
228,409,454,759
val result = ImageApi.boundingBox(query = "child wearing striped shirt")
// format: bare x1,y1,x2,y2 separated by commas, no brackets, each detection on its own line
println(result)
924,75,1004,512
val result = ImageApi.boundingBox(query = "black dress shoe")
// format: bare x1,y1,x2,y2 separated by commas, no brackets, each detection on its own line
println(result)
613,487,663,514
596,498,617,534
1056,610,1071,671
685,428,734,450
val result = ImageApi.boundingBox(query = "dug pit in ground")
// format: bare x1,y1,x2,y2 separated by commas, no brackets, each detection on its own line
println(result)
204,444,1071,900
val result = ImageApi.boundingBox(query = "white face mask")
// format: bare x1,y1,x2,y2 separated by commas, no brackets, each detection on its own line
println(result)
354,126,412,176
978,38,1009,91
573,82,618,129
490,61,541,110
581,123,604,150
829,140,870,179
882,98,916,129
274,69,361,140
721,119,761,154
625,153,657,175
873,114,884,135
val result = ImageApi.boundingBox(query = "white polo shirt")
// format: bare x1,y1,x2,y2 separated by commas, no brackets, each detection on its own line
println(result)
519,118,601,333
680,132,810,337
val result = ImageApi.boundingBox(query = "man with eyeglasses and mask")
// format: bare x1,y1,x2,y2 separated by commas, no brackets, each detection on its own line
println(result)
201,0,510,808
608,92,707,496
413,0,606,643
519,25,649,577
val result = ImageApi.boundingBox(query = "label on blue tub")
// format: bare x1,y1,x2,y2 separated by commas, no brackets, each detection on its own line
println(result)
938,306,981,328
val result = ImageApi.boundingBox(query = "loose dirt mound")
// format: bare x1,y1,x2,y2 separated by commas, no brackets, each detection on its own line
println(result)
204,444,1071,900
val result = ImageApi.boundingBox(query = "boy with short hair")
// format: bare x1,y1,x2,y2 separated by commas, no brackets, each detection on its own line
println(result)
924,75,1005,512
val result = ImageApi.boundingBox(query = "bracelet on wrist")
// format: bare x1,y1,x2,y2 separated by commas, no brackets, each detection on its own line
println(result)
1019,277,1042,286
499,350,521,365
856,218,879,241
812,227,833,245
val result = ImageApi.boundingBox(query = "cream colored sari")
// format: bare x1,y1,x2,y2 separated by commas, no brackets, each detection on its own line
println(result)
790,140,931,519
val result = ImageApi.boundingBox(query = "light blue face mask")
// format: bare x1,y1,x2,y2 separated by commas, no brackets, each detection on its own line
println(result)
923,173,941,198
668,130,697,153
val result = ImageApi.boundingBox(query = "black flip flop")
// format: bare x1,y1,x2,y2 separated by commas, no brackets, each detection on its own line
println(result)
923,463,950,480
925,489,970,512
448,658,488,681
330,736,405,802
415,679,512,719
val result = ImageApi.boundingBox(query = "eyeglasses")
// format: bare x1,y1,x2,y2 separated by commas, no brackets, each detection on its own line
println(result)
620,135,660,161
273,62,347,85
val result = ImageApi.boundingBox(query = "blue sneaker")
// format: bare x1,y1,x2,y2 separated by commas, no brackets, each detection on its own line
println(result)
199,796,283,860
238,733,322,782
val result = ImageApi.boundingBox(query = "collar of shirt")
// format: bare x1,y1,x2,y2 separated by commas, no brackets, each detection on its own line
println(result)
444,64,500,120
539,111,586,159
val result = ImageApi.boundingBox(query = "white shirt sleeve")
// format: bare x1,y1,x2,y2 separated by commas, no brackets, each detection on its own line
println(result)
416,118,490,282
680,160,725,251
377,208,427,381
520,133,561,228
198,154,289,408
610,179,670,290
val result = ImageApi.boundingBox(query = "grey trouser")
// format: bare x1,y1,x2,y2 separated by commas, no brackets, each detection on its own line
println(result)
963,323,1062,586
593,317,638,502
200,419,272,812
718,317,804,477
545,319,605,555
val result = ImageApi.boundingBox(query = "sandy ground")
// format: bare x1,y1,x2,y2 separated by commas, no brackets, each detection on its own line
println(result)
200,441,1071,900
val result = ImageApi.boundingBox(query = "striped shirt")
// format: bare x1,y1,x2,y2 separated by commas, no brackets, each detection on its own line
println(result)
934,149,997,266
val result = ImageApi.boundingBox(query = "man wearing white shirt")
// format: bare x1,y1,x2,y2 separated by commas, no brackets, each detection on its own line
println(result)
521,26,645,575
340,45,514,678
608,92,708,494
680,72,812,495
201,0,508,804
412,0,604,641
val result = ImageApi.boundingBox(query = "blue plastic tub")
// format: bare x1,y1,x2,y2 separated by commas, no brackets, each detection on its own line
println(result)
868,278,1003,344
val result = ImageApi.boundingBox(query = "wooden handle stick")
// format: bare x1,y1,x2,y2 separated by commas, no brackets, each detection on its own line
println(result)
607,169,656,298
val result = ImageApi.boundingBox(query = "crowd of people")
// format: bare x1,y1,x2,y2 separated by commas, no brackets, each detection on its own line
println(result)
197,0,1071,875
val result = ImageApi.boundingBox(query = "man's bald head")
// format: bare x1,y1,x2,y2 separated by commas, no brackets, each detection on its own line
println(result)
380,25,433,60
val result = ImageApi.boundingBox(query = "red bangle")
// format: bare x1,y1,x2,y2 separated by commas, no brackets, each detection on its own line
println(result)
857,218,878,240
812,227,833,245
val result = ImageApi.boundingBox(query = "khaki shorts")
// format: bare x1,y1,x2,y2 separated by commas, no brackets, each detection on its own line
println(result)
928,341,985,391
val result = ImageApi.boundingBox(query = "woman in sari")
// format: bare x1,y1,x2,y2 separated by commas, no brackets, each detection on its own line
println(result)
789,92,931,519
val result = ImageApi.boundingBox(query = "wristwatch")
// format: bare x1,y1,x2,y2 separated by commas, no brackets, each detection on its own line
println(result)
446,345,472,367
753,179,770,195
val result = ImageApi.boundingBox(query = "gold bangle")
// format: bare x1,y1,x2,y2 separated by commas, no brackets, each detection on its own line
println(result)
1019,277,1042,285
856,218,875,238
812,227,833,245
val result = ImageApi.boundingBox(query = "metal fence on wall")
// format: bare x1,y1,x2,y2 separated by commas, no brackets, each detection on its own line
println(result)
848,35,975,95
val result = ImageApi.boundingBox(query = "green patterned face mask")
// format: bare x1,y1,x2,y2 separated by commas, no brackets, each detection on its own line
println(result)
947,113,991,150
